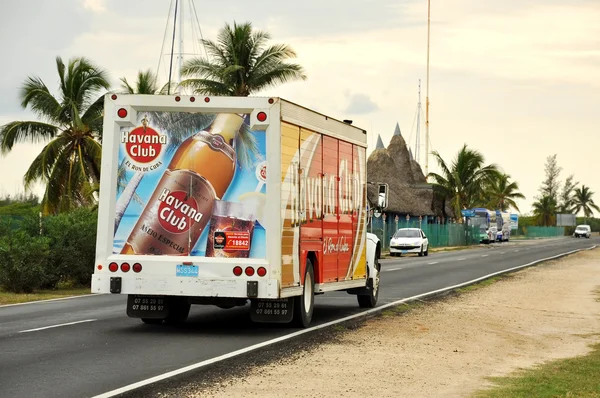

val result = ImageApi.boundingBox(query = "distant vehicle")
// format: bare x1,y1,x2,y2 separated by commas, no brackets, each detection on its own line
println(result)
390,228,429,257
472,208,497,243
573,225,591,239
496,211,512,242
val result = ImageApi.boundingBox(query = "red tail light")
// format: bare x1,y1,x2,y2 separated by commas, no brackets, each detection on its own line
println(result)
257,267,267,277
257,112,267,122
121,263,130,272
233,266,243,276
109,262,118,272
132,263,142,273
245,267,255,276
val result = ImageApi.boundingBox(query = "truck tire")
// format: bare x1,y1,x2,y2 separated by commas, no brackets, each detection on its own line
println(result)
141,318,163,325
165,298,191,325
358,245,380,308
293,260,315,328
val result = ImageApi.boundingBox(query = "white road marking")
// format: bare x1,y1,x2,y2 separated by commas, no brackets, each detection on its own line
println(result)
481,255,489,257
515,250,520,252
500,252,506,254
91,244,597,398
19,319,97,333
457,258,467,261
383,268,403,272
428,262,439,265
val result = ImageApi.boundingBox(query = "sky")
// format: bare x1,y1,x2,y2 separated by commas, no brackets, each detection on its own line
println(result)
0,0,598,215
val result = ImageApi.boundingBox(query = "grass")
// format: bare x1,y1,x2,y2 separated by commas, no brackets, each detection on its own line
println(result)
0,287,91,305
456,276,506,293
472,287,600,398
472,343,600,398
381,301,425,317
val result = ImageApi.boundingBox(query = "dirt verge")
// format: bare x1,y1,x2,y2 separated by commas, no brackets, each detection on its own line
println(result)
190,248,600,398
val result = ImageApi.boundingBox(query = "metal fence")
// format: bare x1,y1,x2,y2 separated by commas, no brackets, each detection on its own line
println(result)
369,217,483,250
516,226,565,238
369,216,566,251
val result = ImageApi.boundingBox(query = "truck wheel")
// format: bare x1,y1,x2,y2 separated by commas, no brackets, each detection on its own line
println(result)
358,245,380,308
165,298,191,325
293,260,315,328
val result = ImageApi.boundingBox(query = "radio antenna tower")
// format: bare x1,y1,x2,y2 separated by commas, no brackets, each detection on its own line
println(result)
415,79,422,164
156,0,208,94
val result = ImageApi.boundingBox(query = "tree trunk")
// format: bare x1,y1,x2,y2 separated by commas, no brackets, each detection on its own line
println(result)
114,171,144,234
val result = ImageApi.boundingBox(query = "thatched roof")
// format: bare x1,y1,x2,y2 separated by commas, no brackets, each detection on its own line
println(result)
375,134,385,150
367,129,451,218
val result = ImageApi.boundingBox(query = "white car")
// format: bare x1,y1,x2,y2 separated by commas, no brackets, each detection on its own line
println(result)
573,225,591,238
389,228,429,257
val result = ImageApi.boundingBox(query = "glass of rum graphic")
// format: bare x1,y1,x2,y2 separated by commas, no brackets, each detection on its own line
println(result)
205,200,258,258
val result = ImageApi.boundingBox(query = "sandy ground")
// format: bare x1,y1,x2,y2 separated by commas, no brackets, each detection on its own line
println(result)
191,248,600,398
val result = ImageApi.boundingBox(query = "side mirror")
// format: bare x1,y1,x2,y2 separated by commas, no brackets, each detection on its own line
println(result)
378,183,389,210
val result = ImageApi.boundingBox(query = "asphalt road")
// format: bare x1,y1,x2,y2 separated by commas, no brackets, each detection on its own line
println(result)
0,237,597,398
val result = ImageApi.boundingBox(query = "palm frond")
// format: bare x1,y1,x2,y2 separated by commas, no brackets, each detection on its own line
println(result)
19,76,64,125
23,134,71,187
235,122,260,169
0,121,58,154
145,111,215,152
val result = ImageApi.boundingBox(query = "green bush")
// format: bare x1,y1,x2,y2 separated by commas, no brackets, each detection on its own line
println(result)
0,230,50,293
42,207,97,287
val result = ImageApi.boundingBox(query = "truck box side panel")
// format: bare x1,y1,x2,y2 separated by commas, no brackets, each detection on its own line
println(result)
299,128,324,282
280,121,300,288
337,140,354,280
280,100,367,147
350,144,367,279
321,135,339,282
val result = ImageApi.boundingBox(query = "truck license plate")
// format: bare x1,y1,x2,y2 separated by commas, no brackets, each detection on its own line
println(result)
126,295,169,318
176,264,199,277
250,298,294,323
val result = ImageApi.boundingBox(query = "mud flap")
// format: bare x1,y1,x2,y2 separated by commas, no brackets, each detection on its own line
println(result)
250,298,295,323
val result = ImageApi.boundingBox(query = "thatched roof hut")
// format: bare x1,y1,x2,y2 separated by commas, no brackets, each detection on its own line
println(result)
367,125,452,219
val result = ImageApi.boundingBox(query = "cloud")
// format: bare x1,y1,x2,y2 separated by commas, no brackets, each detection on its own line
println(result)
83,0,105,13
344,94,379,115
0,0,599,215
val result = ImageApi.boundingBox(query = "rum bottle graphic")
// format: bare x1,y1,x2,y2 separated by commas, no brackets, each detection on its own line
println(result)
120,113,244,255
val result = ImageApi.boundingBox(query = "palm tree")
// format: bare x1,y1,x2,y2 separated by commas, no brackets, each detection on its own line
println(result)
572,185,600,223
179,21,306,96
119,69,173,95
486,173,525,212
559,174,577,213
0,56,110,215
532,195,557,226
428,144,500,219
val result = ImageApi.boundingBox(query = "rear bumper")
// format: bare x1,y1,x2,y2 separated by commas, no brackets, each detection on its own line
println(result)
91,273,280,299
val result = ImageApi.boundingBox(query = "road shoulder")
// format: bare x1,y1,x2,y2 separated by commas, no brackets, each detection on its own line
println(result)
189,248,600,398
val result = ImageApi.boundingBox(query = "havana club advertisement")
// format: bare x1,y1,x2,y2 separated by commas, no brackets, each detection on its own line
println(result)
112,112,267,259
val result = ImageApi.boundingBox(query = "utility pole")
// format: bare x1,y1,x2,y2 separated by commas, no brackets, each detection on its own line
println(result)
425,0,431,177
416,79,421,164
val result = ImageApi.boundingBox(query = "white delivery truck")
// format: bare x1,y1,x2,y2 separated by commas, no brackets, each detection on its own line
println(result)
92,94,381,327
